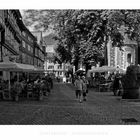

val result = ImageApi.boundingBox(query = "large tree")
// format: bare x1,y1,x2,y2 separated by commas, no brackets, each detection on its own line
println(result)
22,10,140,71
53,10,125,70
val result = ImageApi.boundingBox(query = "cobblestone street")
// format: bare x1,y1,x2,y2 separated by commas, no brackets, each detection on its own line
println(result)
0,82,140,125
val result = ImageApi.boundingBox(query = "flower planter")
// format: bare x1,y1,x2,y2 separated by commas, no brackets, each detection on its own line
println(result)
122,88,140,99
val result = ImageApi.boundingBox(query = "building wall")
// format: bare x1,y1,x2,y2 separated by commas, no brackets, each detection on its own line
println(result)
45,61,69,77
32,31,45,69
3,10,22,62
0,10,46,81
0,10,5,62
0,10,23,80
20,30,34,65
107,41,136,70
44,51,69,77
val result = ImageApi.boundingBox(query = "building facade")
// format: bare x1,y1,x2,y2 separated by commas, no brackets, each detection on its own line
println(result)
0,10,46,69
0,10,5,62
107,34,137,70
43,33,72,78
44,45,70,78
0,10,46,81
18,21,36,66
3,10,22,63
32,31,45,69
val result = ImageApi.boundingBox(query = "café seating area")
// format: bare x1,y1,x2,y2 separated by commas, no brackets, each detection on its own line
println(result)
87,65,125,93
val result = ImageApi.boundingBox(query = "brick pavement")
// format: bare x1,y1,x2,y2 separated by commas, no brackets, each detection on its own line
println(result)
0,82,140,124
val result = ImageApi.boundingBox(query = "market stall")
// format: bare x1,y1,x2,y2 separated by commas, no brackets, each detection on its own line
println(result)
87,66,125,77
87,66,125,92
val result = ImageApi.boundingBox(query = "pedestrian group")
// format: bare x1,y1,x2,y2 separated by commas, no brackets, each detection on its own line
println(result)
74,75,89,103
0,74,53,101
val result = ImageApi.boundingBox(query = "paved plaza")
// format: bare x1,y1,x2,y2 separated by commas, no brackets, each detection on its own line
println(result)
0,82,140,124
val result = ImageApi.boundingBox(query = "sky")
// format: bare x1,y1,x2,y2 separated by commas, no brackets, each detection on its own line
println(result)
20,10,54,37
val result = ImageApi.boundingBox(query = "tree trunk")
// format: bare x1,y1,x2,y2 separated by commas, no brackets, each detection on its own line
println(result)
85,63,91,73
104,35,108,65
137,41,140,65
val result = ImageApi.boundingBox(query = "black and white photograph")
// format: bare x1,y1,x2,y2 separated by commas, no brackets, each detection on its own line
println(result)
0,8,140,124
0,0,140,139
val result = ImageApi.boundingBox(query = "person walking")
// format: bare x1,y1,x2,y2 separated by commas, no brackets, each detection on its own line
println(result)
82,76,89,101
74,75,83,103
13,80,22,101
47,74,53,89
113,72,121,96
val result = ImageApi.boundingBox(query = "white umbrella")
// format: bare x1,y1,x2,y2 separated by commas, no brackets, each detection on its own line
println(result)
0,61,34,71
89,66,125,73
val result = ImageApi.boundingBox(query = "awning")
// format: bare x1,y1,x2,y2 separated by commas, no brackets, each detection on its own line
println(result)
88,66,125,73
0,61,35,72
34,66,44,73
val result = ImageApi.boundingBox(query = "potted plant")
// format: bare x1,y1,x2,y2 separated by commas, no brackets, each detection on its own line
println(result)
122,65,140,99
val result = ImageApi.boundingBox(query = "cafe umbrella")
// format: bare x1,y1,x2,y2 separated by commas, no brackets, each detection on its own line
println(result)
75,68,86,76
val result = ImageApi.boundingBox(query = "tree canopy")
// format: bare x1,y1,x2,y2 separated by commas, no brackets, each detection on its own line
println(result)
23,10,140,70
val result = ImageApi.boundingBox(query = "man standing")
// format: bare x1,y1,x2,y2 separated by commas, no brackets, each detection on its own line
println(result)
74,75,83,103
